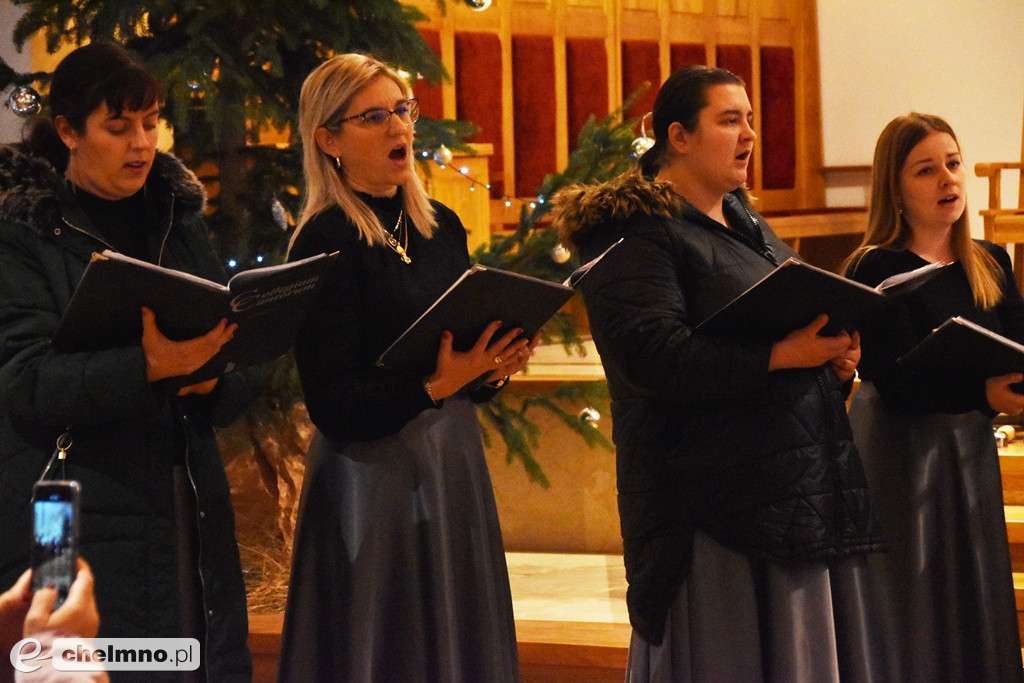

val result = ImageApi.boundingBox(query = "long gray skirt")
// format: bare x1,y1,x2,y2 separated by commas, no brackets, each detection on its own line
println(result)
626,529,888,682
277,396,520,682
849,382,1022,682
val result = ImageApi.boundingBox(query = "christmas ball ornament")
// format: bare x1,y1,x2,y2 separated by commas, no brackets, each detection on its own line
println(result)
433,145,453,166
271,196,290,231
464,0,493,9
7,85,41,118
551,243,571,264
579,406,601,426
631,135,655,158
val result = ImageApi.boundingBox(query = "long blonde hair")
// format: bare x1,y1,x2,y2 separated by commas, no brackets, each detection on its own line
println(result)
289,53,436,252
842,112,1003,308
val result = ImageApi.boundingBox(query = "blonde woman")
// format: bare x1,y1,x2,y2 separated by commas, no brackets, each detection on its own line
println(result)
278,54,532,682
843,113,1024,681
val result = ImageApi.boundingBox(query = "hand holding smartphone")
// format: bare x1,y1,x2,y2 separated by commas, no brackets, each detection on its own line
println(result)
30,480,81,609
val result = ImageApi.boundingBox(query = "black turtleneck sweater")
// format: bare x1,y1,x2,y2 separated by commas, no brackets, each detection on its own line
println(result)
72,184,151,260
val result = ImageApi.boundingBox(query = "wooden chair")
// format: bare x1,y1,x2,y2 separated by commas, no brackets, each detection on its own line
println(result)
975,113,1024,291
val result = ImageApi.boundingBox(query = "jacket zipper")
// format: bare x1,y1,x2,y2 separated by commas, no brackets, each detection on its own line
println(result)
60,193,176,265
682,194,778,266
60,216,116,251
156,194,175,266
738,201,777,265
180,409,212,682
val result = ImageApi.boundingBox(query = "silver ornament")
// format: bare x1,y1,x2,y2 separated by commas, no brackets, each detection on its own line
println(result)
433,145,453,166
631,136,654,158
271,196,291,231
7,85,41,118
579,406,601,426
551,243,571,264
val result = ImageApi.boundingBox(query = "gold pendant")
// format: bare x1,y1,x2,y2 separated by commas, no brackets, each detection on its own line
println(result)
396,246,411,264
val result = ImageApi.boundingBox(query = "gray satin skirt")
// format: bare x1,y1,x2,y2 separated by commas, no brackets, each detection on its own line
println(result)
849,382,1022,682
625,529,888,682
277,396,520,682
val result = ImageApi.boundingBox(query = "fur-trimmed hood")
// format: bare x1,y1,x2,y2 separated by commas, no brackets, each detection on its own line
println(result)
550,171,686,252
0,144,206,237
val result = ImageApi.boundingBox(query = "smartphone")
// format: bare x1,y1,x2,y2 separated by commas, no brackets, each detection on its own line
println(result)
30,480,81,609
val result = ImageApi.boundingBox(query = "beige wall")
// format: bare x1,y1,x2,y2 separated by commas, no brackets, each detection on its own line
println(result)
818,0,1024,216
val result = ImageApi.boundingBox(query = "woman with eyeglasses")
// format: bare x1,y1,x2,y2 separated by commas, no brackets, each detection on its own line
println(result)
277,54,532,682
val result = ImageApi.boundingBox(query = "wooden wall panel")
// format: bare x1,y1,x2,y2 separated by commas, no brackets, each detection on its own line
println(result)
760,46,796,189
670,43,707,71
621,41,660,121
566,38,610,147
454,32,505,197
512,35,558,195
414,29,444,120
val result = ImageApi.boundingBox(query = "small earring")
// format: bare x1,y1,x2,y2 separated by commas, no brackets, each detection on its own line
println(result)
334,157,341,168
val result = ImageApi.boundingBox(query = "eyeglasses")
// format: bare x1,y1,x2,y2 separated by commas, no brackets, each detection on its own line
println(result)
337,99,420,127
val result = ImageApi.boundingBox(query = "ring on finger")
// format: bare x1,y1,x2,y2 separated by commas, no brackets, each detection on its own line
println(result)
494,355,502,365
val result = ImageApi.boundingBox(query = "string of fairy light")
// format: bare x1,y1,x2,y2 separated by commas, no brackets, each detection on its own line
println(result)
418,146,546,213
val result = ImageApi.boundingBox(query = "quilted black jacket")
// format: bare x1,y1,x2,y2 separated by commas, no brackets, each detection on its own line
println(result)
0,144,260,681
551,172,883,645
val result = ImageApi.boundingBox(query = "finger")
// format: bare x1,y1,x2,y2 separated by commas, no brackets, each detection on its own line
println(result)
11,568,32,601
805,313,829,335
0,569,32,621
141,307,158,337
472,321,505,351
435,331,454,364
52,564,99,638
177,378,220,396
63,562,94,607
494,335,529,359
491,326,525,351
23,587,56,637
201,319,234,345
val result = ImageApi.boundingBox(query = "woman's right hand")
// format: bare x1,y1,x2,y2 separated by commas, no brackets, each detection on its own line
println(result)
141,307,237,383
425,320,531,400
769,314,854,371
986,373,1024,415
22,558,100,640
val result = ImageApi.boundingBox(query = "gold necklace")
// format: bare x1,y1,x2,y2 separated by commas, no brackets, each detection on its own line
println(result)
385,209,411,264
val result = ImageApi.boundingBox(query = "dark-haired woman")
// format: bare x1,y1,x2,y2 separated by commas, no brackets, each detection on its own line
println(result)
0,42,260,681
551,65,887,682
843,113,1024,682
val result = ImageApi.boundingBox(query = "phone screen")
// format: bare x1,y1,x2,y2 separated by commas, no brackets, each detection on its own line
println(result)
31,481,80,609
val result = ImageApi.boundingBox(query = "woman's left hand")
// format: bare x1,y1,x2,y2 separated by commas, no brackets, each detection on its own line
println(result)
486,329,542,384
828,331,860,383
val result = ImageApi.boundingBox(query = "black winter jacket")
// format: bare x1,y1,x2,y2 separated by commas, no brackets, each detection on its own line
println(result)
552,173,882,645
0,145,259,681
